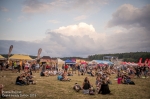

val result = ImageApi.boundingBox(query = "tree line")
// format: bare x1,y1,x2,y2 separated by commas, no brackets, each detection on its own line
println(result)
88,52,150,62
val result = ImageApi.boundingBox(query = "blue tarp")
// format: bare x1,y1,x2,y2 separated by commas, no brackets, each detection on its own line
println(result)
91,60,114,65
65,59,76,64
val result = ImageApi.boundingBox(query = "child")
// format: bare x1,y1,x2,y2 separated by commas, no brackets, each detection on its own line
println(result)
118,76,122,84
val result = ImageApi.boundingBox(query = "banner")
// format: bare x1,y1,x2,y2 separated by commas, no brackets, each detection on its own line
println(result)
8,45,13,59
37,48,42,59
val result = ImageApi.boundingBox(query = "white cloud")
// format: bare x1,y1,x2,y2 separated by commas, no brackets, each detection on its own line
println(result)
22,0,109,14
107,4,150,30
18,16,28,22
48,20,60,24
74,15,87,21
6,18,12,22
0,6,8,12
0,22,149,57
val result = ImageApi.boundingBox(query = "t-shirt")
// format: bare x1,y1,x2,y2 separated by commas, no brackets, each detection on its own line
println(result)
83,82,90,90
25,63,29,67
14,62,17,67
65,65,68,69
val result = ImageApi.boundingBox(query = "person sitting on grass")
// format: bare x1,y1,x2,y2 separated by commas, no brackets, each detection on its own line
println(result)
98,79,111,95
40,70,49,77
16,74,26,85
57,69,63,75
73,83,82,92
68,72,73,76
122,75,135,85
61,71,71,81
95,76,102,93
82,77,91,94
91,70,95,77
26,73,36,85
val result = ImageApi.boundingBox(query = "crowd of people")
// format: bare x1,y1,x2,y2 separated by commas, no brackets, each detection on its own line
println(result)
0,60,150,98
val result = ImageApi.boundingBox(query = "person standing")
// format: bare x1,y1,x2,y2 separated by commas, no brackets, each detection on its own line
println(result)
77,65,81,76
65,64,68,72
17,61,21,73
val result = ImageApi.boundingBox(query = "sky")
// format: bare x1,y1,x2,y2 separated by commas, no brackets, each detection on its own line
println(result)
0,0,150,57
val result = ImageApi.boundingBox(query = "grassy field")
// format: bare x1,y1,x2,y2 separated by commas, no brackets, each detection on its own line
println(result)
0,70,150,99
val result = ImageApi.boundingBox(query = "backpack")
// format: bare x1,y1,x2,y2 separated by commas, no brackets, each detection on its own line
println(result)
129,81,135,85
74,84,81,92
89,88,95,95
40,72,44,76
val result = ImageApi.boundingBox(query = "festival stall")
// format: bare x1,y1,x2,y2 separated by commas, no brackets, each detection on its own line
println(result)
9,54,33,60
9,54,34,68
0,55,6,60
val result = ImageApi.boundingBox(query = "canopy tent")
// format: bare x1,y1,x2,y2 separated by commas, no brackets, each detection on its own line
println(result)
57,58,65,64
9,54,33,60
80,61,87,64
76,59,87,64
65,59,76,64
88,60,114,66
0,55,6,60
57,58,65,69
121,61,138,66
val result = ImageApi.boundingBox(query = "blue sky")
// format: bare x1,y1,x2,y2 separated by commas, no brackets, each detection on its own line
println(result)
0,0,150,57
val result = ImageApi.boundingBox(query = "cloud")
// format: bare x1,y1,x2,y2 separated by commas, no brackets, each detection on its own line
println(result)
0,6,8,12
18,16,28,22
0,22,150,57
48,20,60,24
6,18,12,22
74,15,87,21
22,0,109,14
107,4,150,30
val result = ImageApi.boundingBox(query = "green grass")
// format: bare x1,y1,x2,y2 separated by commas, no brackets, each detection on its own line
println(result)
0,71,150,99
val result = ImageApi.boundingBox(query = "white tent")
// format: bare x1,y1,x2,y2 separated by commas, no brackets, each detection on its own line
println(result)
57,58,65,69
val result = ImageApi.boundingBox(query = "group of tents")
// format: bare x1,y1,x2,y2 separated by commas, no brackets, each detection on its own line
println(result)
0,54,114,68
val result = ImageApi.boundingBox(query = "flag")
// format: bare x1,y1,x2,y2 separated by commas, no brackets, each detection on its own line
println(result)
148,59,150,67
138,58,142,66
8,45,13,59
37,48,42,59
144,58,148,64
